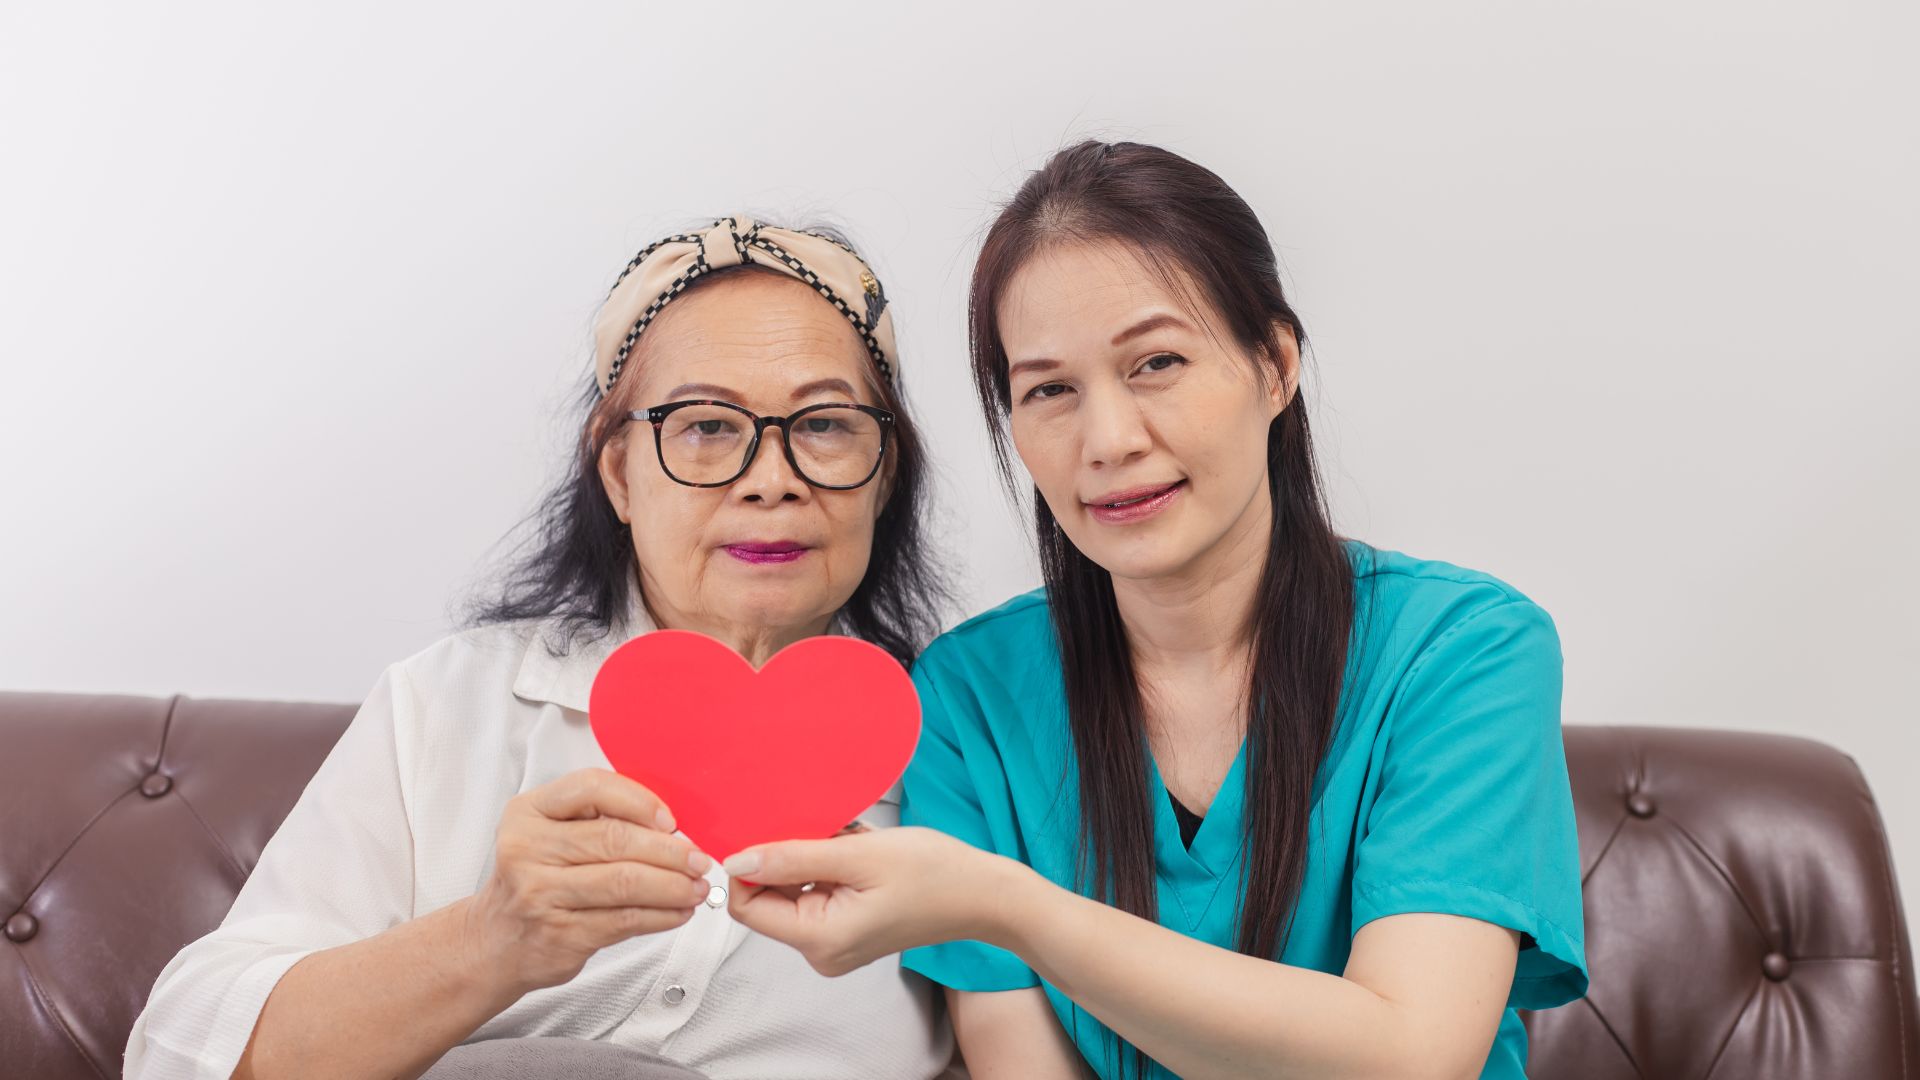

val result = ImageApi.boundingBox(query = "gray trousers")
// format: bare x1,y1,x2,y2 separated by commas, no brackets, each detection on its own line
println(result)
421,1037,709,1080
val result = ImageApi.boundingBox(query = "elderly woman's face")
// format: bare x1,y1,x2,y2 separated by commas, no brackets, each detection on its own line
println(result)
599,272,888,663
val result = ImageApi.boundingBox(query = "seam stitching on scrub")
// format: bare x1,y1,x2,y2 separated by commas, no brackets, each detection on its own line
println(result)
1354,562,1530,607
1349,878,1581,949
1392,599,1538,712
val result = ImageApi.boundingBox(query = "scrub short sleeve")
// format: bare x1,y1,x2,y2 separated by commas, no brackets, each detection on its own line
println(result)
899,656,1042,992
1350,599,1588,1009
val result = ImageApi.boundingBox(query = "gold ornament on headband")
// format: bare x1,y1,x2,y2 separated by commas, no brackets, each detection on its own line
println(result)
592,216,899,395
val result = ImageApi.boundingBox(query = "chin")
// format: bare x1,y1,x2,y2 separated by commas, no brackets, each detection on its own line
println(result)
1099,558,1189,584
1069,533,1194,584
716,581,834,631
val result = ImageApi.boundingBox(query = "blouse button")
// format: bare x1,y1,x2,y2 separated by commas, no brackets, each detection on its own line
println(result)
664,984,686,1005
705,885,728,908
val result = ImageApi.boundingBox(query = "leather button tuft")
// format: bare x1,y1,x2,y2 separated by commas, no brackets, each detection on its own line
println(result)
1627,792,1656,818
141,772,173,798
5,913,37,943
1763,952,1792,981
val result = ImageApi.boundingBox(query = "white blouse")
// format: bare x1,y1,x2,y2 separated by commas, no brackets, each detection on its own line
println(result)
124,613,954,1080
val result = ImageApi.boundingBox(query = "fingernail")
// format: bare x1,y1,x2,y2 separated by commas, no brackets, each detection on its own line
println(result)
723,852,762,877
654,807,677,833
688,849,712,875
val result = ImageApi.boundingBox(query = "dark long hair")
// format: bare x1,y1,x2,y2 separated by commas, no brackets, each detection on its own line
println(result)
472,237,949,669
969,143,1356,964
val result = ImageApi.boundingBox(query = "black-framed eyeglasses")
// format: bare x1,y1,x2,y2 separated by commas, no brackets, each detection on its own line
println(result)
629,400,895,490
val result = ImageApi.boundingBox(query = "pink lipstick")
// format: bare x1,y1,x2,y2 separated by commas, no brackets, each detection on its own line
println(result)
725,542,808,565
1084,481,1185,526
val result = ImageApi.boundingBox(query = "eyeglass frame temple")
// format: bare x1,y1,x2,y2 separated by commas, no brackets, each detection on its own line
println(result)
625,400,894,490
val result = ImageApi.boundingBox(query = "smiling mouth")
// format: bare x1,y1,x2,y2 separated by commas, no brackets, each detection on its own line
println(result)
1084,481,1186,525
724,542,809,565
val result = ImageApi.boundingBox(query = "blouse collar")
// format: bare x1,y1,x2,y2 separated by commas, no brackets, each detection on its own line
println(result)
510,600,657,714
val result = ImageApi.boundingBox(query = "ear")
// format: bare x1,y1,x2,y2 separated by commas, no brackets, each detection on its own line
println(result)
1264,322,1301,419
873,447,899,508
597,425,636,524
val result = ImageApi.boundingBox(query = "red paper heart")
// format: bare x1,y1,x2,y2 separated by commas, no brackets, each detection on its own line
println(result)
589,629,921,860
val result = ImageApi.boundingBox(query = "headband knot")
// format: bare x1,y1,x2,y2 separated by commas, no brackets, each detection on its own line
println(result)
698,216,752,271
593,215,899,395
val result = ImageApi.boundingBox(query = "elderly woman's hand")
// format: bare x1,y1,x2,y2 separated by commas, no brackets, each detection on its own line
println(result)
464,768,713,995
723,826,1023,977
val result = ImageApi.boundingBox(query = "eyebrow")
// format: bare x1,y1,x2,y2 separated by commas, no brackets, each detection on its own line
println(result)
1110,313,1193,346
660,378,860,404
663,382,741,401
1007,358,1062,381
790,377,858,400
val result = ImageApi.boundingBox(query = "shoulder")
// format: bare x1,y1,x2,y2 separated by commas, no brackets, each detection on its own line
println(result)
1352,544,1554,639
911,589,1064,731
389,622,540,694
915,588,1054,676
384,616,610,718
1343,545,1561,714
1353,543,1534,605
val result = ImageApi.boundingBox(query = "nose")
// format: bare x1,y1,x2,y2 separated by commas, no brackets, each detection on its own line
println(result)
1079,383,1155,469
733,425,810,504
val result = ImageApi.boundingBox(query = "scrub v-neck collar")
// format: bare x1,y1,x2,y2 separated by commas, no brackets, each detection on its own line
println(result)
1146,740,1249,933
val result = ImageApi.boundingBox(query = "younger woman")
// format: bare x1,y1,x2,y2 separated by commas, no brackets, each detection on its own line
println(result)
725,144,1587,1080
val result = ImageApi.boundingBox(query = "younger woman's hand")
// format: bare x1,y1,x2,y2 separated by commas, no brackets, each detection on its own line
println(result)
464,768,712,995
724,826,1020,976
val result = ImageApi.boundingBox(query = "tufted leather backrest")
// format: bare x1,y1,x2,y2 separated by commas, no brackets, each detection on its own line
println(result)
2,699,1914,1079
0,692,355,1080
1524,725,1919,1079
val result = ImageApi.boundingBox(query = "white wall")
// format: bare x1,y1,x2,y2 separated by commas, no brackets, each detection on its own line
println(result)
3,2,1915,909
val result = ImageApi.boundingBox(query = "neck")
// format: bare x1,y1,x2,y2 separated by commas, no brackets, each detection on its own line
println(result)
1109,478,1272,683
635,584,833,669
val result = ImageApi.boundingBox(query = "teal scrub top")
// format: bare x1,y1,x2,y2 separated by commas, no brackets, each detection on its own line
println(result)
900,546,1588,1080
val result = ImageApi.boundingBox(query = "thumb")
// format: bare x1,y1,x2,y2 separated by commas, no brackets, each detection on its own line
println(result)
724,836,873,887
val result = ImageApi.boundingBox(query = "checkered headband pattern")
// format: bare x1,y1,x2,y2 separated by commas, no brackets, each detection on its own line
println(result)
592,216,899,395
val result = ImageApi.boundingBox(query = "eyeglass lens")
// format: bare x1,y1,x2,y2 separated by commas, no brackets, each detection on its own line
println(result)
657,404,884,487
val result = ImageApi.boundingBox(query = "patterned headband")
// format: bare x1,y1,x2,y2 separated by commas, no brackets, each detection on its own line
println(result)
592,215,898,395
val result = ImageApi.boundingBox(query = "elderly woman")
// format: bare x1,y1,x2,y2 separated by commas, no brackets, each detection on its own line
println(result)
125,217,955,1080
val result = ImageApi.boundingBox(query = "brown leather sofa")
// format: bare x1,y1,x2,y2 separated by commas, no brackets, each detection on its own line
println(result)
3,692,1916,1079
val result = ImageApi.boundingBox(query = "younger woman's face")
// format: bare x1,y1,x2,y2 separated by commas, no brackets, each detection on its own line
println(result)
999,242,1296,585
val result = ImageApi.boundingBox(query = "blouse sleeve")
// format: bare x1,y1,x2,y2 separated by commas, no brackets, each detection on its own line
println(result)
1350,599,1588,1009
898,654,1042,993
123,667,418,1080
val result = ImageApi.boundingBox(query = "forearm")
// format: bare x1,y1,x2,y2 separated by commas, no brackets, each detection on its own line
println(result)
981,860,1479,1080
947,986,1090,1080
234,898,520,1080
724,829,1509,1078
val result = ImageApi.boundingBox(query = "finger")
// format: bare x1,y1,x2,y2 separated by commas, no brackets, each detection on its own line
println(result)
573,903,699,944
542,816,710,875
524,769,677,832
550,861,711,911
725,878,807,941
722,835,877,888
